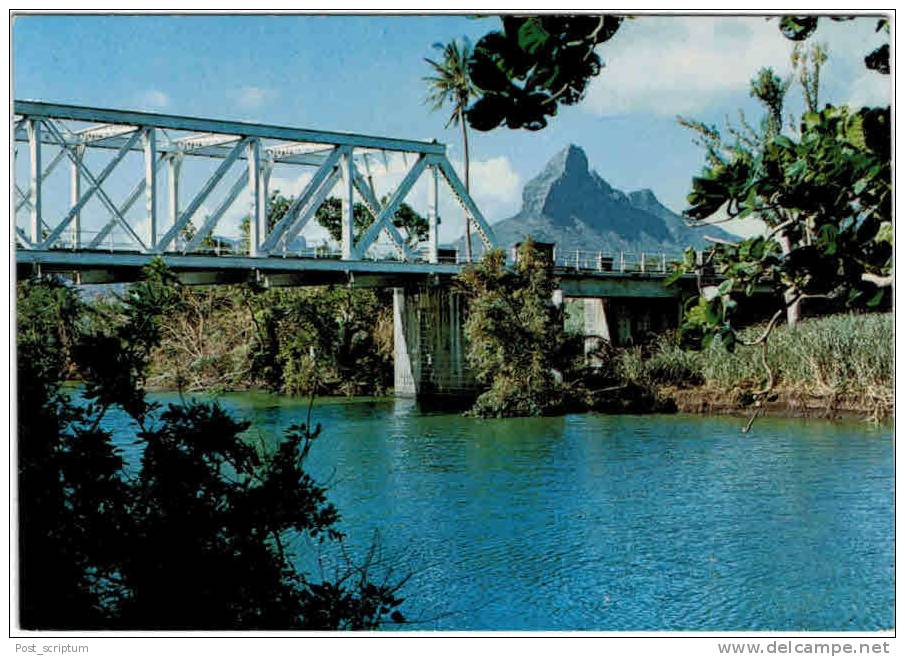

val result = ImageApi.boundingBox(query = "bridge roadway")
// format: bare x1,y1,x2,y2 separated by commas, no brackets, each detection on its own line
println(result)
16,249,691,299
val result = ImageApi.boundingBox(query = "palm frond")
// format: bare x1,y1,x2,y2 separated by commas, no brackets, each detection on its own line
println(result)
422,37,477,127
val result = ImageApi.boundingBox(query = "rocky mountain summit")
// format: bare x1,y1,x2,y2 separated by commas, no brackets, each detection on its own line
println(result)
461,145,735,255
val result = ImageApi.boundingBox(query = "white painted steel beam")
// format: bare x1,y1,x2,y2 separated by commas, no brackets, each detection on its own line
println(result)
427,164,439,264
340,147,355,260
353,154,428,259
261,160,272,244
70,144,84,249
167,154,182,246
184,170,249,252
15,100,445,155
247,139,264,257
176,132,241,153
43,120,146,250
15,184,30,209
280,169,341,250
27,120,41,242
350,164,381,217
266,142,334,160
143,128,157,250
156,138,246,252
17,250,469,283
349,162,411,261
434,156,497,250
15,134,333,167
39,122,143,249
260,146,342,252
87,155,165,250
77,123,140,144
15,147,67,214
16,227,34,249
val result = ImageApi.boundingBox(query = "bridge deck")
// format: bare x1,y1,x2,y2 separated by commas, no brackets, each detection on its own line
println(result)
16,249,693,297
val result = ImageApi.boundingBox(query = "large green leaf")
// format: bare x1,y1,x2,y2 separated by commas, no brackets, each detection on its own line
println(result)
516,18,550,55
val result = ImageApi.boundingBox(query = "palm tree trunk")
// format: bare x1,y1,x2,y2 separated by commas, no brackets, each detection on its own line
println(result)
461,115,472,263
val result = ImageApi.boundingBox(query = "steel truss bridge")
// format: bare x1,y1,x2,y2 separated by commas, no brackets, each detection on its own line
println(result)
14,100,689,296
13,101,502,281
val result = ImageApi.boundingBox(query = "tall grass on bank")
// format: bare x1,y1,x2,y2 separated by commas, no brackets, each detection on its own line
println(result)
618,313,892,411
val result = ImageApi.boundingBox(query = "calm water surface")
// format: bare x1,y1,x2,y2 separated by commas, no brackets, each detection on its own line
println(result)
102,390,893,631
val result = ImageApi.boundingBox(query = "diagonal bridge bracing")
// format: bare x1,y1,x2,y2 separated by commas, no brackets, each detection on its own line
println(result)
13,100,497,264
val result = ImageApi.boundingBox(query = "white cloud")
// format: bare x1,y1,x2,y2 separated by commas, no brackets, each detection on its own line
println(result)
269,172,313,200
584,17,793,117
136,89,170,109
583,15,888,117
844,70,891,108
467,156,521,207
232,86,279,110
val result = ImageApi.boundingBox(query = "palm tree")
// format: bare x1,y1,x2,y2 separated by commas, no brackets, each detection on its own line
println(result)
424,38,478,262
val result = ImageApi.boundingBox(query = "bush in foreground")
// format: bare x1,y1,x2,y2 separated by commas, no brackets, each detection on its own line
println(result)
17,266,404,630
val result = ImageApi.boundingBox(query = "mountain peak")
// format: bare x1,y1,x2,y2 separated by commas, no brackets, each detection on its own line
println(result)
522,145,593,215
553,144,589,176
454,142,737,254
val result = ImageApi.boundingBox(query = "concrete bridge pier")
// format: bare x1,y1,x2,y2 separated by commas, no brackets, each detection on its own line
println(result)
393,286,476,398
570,295,683,363
582,298,612,365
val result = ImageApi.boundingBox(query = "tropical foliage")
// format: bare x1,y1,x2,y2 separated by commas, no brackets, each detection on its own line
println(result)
673,22,890,345
314,197,429,249
465,15,623,131
143,283,394,397
456,240,583,416
17,264,405,629
617,313,892,420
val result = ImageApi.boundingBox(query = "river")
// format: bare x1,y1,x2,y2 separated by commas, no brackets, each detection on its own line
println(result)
102,390,893,631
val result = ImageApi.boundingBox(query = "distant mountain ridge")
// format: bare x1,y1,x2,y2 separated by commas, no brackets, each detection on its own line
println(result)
456,144,735,255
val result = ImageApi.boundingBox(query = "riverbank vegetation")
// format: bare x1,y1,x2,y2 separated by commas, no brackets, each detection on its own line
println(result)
671,22,890,419
17,268,405,629
81,284,395,397
454,241,891,420
456,241,582,416
615,312,892,421
456,240,674,418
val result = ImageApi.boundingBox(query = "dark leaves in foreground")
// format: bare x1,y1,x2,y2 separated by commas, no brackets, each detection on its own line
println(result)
466,15,622,131
17,265,404,630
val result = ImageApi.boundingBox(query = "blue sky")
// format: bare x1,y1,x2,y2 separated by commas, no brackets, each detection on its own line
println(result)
13,13,890,244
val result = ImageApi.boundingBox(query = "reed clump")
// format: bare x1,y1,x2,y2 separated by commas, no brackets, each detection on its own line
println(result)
617,312,892,418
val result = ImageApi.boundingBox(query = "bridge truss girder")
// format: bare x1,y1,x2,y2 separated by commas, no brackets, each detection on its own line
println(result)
13,100,497,263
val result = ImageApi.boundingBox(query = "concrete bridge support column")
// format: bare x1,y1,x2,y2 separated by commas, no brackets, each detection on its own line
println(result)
393,286,475,397
583,298,612,365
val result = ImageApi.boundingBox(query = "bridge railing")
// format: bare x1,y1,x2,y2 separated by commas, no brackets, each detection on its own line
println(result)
552,250,686,274
501,248,686,274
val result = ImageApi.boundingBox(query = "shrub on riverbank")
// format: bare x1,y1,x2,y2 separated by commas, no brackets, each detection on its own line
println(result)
457,241,586,417
617,312,892,418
